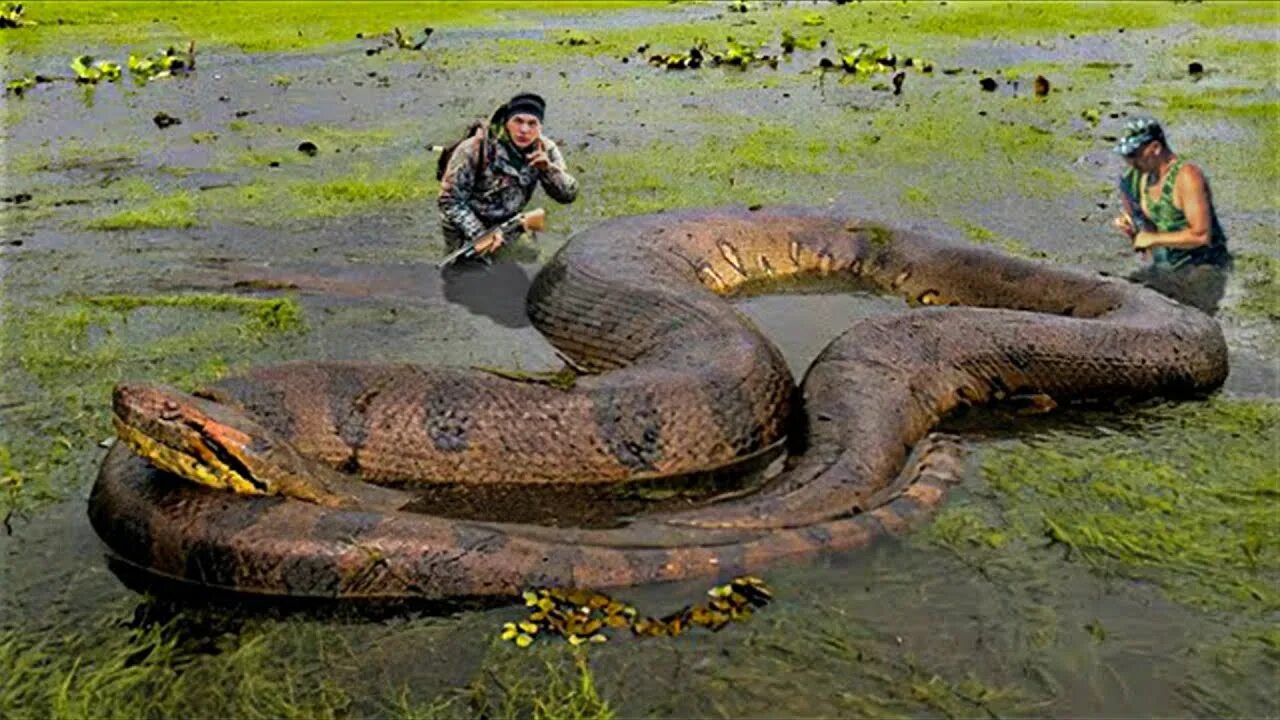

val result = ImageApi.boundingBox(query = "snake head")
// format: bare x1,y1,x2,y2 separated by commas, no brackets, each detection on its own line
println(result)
112,382,356,507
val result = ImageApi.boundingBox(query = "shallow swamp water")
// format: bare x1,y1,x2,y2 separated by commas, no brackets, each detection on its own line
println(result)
1,2,1277,718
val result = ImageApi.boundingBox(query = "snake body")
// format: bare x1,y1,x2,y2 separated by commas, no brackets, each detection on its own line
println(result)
89,207,1228,600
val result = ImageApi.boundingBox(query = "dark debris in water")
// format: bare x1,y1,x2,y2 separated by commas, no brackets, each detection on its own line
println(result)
152,111,181,129
500,576,773,647
365,26,432,56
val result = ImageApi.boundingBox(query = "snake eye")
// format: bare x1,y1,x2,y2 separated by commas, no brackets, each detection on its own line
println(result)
160,400,181,420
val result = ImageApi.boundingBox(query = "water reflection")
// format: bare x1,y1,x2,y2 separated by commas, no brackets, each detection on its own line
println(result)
440,260,533,329
1128,262,1231,316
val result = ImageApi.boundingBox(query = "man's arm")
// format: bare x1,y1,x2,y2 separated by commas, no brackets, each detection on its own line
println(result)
533,138,579,204
1132,163,1213,251
437,136,489,243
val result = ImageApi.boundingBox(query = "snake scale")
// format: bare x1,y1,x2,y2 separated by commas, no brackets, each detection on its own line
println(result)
89,207,1228,601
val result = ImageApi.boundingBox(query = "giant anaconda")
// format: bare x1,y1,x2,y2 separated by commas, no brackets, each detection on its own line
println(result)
90,206,1228,600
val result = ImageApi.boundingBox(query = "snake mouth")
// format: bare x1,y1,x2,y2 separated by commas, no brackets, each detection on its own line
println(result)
112,383,270,495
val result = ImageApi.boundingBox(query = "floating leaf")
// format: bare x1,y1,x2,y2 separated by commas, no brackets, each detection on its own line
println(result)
500,576,773,645
515,633,534,648
71,55,101,83
5,75,34,96
0,2,33,29
97,61,121,81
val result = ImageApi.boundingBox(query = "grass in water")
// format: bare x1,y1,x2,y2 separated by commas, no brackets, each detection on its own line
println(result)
84,193,196,230
0,294,304,519
0,608,348,720
927,397,1280,617
8,1,665,55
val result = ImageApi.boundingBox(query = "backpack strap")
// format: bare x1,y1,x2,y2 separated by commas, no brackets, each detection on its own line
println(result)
474,122,489,178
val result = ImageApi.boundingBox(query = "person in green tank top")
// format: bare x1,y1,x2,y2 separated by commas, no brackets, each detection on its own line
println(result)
1110,117,1231,313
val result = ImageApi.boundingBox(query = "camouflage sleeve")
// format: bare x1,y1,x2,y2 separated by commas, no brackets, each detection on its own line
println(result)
437,136,489,242
538,138,579,204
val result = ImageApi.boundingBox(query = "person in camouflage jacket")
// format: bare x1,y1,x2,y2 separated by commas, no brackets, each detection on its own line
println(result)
437,92,578,255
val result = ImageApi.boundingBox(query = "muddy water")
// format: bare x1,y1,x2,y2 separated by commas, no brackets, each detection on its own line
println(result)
3,5,1277,718
2,273,1274,717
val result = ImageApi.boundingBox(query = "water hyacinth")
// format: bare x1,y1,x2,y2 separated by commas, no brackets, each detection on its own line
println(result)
499,576,773,647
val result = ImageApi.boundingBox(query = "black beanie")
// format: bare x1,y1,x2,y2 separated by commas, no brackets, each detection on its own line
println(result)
502,92,546,123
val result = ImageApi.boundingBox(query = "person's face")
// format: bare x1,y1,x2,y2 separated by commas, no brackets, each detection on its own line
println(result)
505,113,542,149
1124,141,1158,172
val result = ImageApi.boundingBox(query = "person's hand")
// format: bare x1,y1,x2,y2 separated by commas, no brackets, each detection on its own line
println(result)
1112,214,1137,240
473,229,505,255
528,148,551,171
1131,231,1157,252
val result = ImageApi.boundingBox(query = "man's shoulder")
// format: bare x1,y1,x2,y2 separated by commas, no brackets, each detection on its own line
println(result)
1174,160,1208,192
1176,160,1206,181
455,133,487,155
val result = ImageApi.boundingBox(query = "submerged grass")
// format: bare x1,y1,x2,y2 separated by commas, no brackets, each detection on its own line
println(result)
0,293,304,518
0,607,621,720
395,650,616,720
927,397,1280,616
84,192,197,230
78,156,435,228
953,219,1046,259
662,607,1033,718
0,607,349,720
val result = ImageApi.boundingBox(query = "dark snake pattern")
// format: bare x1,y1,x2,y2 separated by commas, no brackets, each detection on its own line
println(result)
89,207,1228,600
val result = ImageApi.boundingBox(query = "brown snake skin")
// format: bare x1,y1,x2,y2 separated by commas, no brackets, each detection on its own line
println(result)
89,206,1228,600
